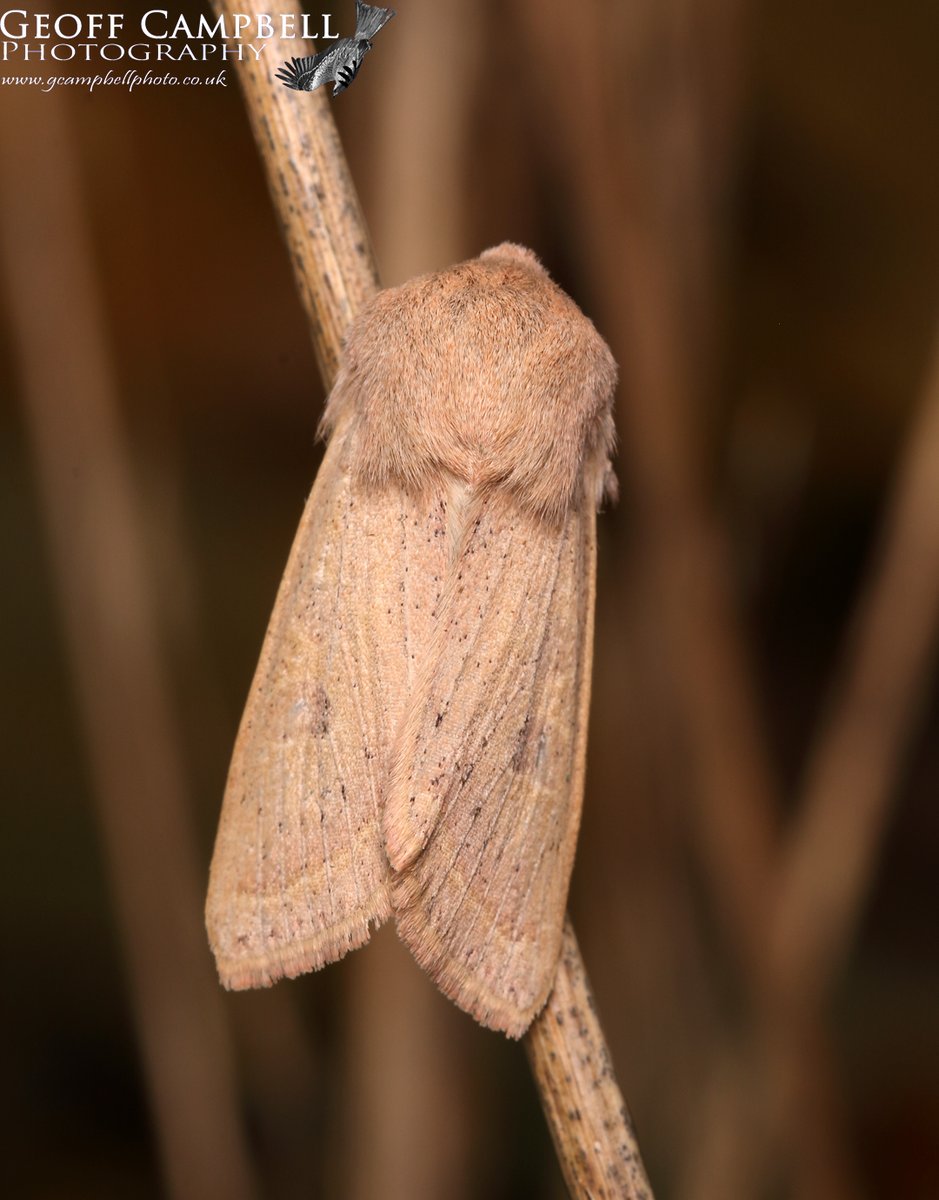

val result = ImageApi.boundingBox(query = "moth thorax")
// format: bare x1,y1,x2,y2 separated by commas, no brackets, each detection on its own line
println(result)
334,253,618,518
357,342,613,518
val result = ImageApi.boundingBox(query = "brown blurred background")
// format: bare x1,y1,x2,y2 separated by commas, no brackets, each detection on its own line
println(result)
2,1,938,1197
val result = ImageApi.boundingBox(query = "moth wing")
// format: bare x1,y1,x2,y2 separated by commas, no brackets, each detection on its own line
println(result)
206,422,447,989
387,491,596,1037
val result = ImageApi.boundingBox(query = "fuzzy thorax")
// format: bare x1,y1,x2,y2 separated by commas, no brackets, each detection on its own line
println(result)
323,244,617,521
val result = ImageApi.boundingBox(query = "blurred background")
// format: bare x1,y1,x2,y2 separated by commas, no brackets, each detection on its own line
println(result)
2,1,938,1197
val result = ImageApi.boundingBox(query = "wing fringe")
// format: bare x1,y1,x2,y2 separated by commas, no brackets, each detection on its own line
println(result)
393,874,555,1038
215,887,391,990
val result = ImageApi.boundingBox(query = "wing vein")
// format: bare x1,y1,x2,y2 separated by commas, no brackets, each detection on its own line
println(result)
451,529,568,970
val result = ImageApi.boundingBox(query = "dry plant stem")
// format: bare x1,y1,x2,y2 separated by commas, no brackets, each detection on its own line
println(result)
365,0,483,283
210,0,379,379
526,921,655,1200
0,91,256,1200
735,328,939,1200
216,1,650,1192
772,328,939,1005
342,930,474,1200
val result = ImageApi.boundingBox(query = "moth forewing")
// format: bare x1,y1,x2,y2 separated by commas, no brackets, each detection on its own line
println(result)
387,490,597,1037
205,419,448,989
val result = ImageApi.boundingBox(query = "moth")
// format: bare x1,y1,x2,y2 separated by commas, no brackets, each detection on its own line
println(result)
275,2,395,96
206,244,617,1037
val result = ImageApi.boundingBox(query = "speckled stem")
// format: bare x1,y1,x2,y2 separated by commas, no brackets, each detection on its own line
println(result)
216,3,652,1195
211,0,379,384
525,920,655,1199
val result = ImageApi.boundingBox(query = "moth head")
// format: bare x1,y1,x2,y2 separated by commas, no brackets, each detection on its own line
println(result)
479,243,546,272
327,247,617,521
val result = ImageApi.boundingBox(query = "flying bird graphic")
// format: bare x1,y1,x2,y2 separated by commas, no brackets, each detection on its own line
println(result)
275,2,395,96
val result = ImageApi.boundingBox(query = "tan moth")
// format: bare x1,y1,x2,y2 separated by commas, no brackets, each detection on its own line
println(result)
205,243,617,1037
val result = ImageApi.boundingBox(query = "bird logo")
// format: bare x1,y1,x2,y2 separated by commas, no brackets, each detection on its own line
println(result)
275,2,395,96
